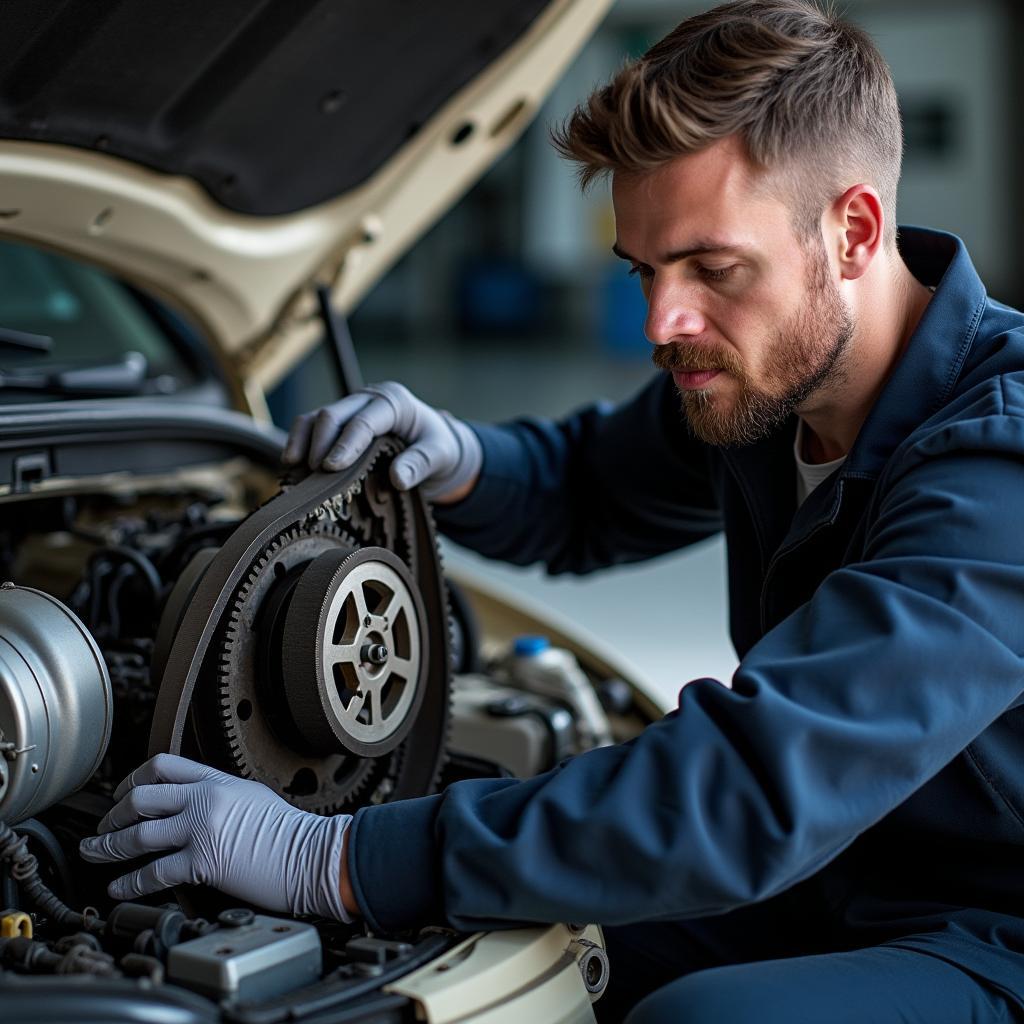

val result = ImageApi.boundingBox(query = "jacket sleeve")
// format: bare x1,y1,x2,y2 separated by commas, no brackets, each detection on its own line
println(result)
349,413,1024,932
432,372,722,574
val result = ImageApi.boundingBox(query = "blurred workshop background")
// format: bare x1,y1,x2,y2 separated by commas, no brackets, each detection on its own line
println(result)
270,0,1021,707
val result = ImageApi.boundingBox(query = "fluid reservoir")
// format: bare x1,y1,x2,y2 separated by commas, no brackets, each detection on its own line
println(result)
0,582,112,823
507,635,613,749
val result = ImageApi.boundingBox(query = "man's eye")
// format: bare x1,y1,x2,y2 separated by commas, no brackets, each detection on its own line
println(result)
628,264,653,280
697,265,736,283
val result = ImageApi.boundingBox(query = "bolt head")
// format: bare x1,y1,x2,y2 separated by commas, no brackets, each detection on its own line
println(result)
360,643,390,666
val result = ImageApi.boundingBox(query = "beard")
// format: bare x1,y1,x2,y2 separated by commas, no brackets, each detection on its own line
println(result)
652,239,854,447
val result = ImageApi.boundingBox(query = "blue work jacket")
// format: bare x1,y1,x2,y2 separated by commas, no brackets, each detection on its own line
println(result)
350,228,1024,983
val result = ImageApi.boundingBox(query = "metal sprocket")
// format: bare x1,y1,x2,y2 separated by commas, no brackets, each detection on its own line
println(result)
281,546,429,759
164,438,452,819
212,519,381,815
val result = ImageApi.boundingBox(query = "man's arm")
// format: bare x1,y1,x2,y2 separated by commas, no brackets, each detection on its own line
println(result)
283,374,723,576
82,412,1024,927
435,372,723,574
348,417,1024,931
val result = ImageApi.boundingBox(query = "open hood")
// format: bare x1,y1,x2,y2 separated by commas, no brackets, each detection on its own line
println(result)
0,0,612,414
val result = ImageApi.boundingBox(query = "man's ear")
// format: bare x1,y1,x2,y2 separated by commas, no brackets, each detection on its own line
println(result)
828,184,884,281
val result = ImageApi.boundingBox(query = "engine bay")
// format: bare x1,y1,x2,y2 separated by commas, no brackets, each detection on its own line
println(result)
0,435,626,1020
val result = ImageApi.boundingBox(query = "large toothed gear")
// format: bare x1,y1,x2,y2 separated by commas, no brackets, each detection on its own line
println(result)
151,436,452,820
212,521,372,814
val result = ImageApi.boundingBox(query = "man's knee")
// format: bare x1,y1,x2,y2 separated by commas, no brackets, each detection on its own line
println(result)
624,965,776,1024
620,945,1017,1024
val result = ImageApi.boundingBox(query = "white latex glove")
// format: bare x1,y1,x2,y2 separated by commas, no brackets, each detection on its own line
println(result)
78,753,352,921
282,381,482,502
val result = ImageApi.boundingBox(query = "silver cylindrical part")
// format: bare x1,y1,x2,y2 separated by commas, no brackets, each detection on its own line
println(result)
0,583,112,823
570,938,610,998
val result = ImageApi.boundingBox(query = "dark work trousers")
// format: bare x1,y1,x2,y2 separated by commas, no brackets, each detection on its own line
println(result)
594,889,1024,1024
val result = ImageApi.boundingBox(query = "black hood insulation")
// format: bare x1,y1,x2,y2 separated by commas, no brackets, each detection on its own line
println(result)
0,0,551,215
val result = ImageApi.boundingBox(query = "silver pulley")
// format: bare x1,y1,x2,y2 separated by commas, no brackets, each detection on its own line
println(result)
282,546,429,759
0,582,112,823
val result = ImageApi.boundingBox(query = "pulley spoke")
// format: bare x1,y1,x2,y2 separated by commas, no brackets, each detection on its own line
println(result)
328,641,360,665
389,656,414,679
369,685,383,726
341,690,366,720
351,584,370,627
381,592,402,623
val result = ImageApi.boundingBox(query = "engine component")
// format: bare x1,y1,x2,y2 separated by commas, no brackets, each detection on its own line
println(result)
1,909,32,938
151,546,220,690
449,673,575,778
570,937,610,998
505,636,613,749
209,520,373,814
282,546,428,758
105,902,190,959
0,933,118,976
0,817,105,936
166,915,321,1002
0,583,112,823
150,436,452,815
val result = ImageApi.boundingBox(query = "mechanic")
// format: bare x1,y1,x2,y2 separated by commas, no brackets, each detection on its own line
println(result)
80,1,1024,1021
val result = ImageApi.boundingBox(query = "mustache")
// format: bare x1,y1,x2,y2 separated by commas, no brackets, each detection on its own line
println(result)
652,343,743,376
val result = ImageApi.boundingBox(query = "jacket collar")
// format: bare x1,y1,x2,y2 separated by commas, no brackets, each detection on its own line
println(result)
839,226,987,479
719,226,987,554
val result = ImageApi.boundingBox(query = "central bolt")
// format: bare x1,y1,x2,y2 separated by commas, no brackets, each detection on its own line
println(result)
361,643,389,666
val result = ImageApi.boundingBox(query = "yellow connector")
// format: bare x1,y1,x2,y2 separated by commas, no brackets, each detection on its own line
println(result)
0,909,33,939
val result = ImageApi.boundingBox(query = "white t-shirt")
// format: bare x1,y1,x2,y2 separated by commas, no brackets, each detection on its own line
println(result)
794,418,847,506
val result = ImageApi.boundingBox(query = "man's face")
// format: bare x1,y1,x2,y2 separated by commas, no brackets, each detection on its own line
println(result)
611,136,853,446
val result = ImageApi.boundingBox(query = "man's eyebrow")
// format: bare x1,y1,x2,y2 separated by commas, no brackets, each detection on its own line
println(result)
612,240,748,264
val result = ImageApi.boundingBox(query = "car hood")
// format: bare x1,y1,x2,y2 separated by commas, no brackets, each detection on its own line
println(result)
0,0,611,413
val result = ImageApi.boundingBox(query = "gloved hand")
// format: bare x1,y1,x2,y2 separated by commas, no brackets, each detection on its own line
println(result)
282,381,482,502
78,753,354,921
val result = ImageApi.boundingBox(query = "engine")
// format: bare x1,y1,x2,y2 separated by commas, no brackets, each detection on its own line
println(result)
0,437,621,1013
1,437,451,824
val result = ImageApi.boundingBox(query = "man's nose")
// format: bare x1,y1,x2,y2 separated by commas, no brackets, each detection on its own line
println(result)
644,280,706,345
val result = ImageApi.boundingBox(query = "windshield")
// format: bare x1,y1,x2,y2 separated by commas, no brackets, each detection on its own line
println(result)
0,239,212,400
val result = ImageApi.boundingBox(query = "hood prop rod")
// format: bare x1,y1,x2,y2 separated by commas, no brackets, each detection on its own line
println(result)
316,285,363,400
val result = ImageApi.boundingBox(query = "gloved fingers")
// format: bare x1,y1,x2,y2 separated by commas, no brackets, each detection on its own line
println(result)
113,752,220,801
364,381,417,432
306,393,374,468
96,783,188,834
282,411,314,466
322,394,400,471
108,849,194,901
79,814,190,864
389,443,441,490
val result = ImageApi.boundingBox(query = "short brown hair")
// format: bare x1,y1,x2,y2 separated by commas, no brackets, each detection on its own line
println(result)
553,0,902,246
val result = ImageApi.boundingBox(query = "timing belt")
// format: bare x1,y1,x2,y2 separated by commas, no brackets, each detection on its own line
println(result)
148,437,410,757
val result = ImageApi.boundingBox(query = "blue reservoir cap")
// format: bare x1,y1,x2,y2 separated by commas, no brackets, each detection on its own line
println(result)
513,634,550,657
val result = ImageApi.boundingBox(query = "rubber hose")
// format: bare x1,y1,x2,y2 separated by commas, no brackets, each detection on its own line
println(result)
0,817,104,934
13,817,79,906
